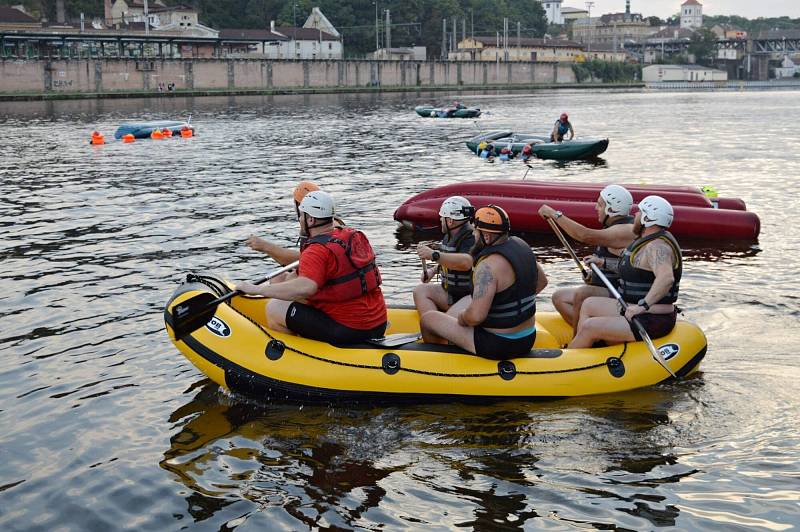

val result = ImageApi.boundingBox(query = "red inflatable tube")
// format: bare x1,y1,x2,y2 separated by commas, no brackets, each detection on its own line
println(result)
713,197,747,211
394,196,760,241
408,179,715,202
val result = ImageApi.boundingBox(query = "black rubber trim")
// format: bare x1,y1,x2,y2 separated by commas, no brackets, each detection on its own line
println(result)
658,345,707,384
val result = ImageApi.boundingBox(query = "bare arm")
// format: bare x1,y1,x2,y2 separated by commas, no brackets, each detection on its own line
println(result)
418,244,473,271
535,262,548,294
237,275,318,301
246,235,300,266
636,240,675,305
458,260,497,327
538,206,635,248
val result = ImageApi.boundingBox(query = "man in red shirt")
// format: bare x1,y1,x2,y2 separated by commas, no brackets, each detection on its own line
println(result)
236,190,387,344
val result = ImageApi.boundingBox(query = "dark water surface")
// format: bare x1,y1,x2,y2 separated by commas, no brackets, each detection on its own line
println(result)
1,90,799,530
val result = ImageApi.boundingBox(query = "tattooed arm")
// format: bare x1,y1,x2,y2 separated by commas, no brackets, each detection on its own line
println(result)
458,259,497,327
635,239,676,306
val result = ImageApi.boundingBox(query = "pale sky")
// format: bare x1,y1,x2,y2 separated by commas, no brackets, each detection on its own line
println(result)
565,1,800,19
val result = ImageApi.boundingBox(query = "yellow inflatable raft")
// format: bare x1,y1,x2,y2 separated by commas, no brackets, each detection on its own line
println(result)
164,274,707,403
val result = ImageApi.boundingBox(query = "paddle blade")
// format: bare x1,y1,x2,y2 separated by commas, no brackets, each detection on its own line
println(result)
169,292,220,341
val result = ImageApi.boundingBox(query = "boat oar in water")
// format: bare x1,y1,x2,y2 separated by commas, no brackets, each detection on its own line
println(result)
170,260,299,341
545,217,676,378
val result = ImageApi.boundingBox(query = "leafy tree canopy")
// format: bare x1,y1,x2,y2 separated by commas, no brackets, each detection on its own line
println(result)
0,0,547,57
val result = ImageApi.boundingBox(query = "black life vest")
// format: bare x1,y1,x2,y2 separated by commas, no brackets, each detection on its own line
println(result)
474,236,538,328
588,215,634,288
440,223,475,301
301,228,382,303
618,230,682,305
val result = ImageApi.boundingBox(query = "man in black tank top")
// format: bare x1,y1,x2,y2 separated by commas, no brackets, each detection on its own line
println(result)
419,205,548,359
414,196,476,316
569,196,683,349
538,185,636,331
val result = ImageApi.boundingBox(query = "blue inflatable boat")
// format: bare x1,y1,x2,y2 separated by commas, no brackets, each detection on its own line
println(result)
114,120,194,139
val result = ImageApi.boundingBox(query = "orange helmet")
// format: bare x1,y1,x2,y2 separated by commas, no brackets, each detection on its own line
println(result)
522,144,532,154
474,205,510,233
293,181,320,203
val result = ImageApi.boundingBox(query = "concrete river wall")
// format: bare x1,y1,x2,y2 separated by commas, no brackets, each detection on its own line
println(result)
0,58,579,98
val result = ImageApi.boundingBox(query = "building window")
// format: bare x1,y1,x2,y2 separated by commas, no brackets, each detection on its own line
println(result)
328,42,332,50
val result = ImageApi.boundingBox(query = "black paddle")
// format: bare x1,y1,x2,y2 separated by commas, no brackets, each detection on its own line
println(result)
169,260,299,341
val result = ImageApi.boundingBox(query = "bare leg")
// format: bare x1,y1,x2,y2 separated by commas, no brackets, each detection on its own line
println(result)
266,299,293,334
413,283,450,316
572,285,611,329
420,311,477,353
569,297,634,348
552,287,578,327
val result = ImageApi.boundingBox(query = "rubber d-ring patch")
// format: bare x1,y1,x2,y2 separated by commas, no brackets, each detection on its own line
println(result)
498,360,517,381
607,357,625,378
265,339,285,361
382,353,401,375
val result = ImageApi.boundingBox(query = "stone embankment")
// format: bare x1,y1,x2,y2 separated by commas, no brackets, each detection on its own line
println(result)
0,58,641,100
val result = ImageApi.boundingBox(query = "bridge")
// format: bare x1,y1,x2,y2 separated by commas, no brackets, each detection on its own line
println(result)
627,34,800,56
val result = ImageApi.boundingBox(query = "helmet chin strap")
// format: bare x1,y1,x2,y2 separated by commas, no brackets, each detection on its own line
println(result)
302,212,330,233
446,219,468,237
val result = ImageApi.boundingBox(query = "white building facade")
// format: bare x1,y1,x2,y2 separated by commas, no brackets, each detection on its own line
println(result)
643,64,727,82
680,0,703,30
538,0,564,25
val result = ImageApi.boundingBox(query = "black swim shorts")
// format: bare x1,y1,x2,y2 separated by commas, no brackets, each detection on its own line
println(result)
473,327,536,360
285,302,387,345
630,310,677,341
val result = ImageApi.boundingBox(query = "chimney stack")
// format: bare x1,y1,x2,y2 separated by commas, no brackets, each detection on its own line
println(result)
104,0,112,26
270,20,275,33
626,0,630,15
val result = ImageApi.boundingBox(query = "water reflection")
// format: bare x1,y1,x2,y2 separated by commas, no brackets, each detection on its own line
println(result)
161,380,707,529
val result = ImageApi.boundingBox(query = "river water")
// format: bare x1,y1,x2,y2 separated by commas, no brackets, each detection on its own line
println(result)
1,89,799,530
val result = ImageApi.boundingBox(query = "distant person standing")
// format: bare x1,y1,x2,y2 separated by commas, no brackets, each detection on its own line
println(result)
551,113,574,143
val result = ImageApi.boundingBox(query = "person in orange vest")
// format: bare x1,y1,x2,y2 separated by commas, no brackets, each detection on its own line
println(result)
236,191,387,344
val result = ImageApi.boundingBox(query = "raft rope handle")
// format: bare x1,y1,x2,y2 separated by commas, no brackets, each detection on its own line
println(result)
194,277,627,377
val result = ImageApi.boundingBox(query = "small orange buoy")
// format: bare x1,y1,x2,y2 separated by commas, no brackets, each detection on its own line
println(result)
180,127,193,138
123,133,135,143
151,129,164,140
162,128,173,138
90,131,105,145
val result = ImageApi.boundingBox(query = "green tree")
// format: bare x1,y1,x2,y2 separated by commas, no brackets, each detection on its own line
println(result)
688,27,717,66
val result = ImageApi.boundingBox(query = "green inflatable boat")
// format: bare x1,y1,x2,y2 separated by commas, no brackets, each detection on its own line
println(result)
467,131,609,161
416,105,481,118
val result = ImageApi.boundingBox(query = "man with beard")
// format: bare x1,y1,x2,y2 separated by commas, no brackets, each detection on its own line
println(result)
246,181,345,266
414,196,476,317
236,190,387,344
419,205,548,359
569,196,682,348
538,184,636,329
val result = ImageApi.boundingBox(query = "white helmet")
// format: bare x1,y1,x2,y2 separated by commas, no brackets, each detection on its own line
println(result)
298,190,335,219
438,196,472,220
638,195,674,228
599,184,633,217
